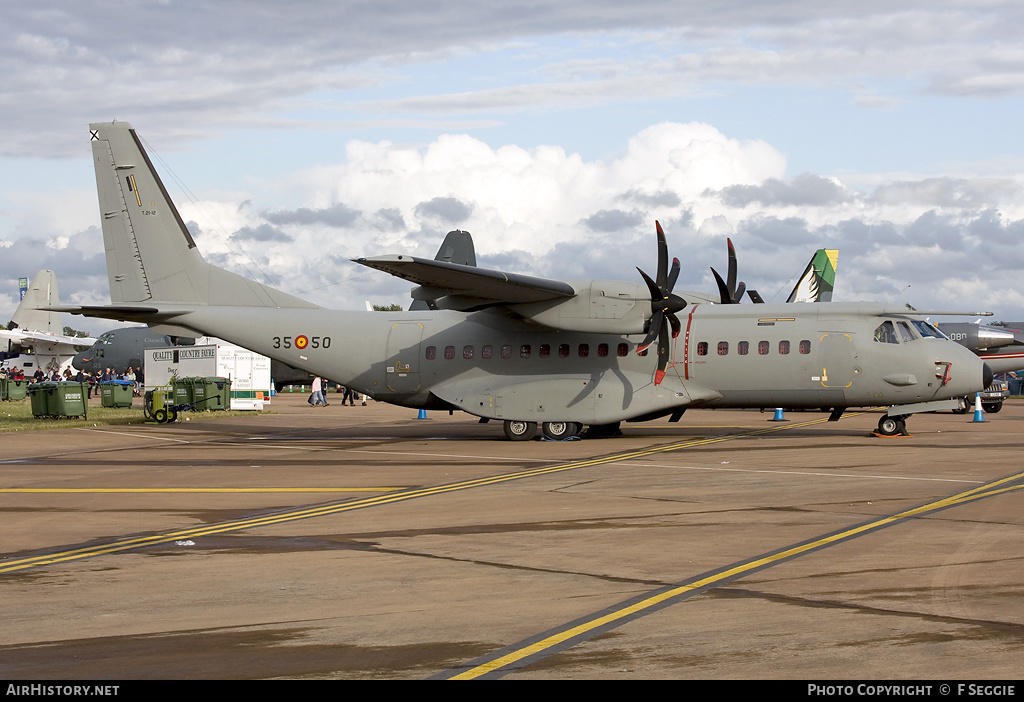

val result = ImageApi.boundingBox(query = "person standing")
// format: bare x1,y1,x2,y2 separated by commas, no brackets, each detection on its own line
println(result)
309,376,325,406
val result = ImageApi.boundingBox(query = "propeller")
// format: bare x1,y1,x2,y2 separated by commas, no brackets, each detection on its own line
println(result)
636,221,687,385
710,238,748,304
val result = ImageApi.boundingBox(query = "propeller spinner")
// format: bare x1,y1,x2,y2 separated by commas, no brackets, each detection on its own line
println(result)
636,221,687,385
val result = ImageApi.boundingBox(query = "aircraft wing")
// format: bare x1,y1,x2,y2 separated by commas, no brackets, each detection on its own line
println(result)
0,328,97,346
353,255,576,305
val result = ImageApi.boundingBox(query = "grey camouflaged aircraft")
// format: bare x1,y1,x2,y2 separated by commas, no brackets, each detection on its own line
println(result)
57,121,992,439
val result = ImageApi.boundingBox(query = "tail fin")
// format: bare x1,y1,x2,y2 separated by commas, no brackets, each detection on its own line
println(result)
409,229,478,310
11,270,62,332
434,230,477,267
89,122,317,310
787,249,838,303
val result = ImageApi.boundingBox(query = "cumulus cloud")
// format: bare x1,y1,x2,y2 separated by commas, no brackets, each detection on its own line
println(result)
3,117,1024,322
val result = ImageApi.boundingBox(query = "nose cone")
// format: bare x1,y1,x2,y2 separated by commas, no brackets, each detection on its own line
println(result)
983,363,994,389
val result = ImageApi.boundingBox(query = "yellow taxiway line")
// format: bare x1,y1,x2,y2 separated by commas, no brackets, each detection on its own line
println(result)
443,468,1024,679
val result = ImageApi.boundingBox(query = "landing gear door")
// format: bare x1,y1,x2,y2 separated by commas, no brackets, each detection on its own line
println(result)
385,323,423,394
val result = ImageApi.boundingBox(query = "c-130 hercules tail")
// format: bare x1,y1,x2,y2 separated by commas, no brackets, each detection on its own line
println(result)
60,122,990,439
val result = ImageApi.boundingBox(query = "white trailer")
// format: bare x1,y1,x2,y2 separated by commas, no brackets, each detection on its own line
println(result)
144,342,271,410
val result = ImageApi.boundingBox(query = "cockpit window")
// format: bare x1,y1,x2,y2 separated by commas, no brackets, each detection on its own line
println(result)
911,320,945,338
873,321,898,344
98,333,115,345
897,322,916,342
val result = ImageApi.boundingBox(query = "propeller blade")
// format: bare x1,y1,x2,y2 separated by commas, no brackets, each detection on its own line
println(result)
655,221,668,291
636,310,663,354
726,238,738,294
748,289,764,304
666,257,680,293
711,267,731,304
733,281,746,304
654,315,670,385
668,311,681,338
637,267,661,302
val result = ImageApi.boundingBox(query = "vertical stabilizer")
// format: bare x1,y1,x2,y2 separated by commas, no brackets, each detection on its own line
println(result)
89,122,317,310
11,270,62,332
787,249,838,303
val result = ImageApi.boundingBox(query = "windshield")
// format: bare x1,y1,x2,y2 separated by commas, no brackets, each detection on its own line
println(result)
912,320,946,338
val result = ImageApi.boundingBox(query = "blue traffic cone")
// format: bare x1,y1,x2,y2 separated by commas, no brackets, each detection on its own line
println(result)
417,409,427,419
769,407,787,421
972,393,986,423
270,380,276,397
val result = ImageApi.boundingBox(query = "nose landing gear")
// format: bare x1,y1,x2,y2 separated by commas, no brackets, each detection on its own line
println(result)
875,414,909,437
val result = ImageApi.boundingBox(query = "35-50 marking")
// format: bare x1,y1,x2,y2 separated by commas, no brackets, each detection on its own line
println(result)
273,335,331,350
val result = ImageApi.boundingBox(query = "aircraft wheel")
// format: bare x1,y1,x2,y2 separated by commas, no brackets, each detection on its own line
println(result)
503,419,538,441
153,408,168,423
952,397,970,414
877,415,902,436
542,421,580,440
983,402,1003,414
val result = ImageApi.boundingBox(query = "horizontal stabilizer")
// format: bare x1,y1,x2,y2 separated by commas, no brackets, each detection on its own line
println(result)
0,329,97,347
46,304,194,323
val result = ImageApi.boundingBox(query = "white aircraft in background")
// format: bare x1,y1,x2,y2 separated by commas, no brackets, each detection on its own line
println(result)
1,270,96,374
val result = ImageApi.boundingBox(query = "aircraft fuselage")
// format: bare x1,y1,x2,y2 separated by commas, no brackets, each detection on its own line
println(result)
173,301,985,425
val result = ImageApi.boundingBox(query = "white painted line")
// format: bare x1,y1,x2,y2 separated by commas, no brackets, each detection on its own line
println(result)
621,461,985,484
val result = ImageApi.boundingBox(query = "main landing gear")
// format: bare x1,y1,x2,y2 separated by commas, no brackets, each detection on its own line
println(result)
502,419,583,441
876,414,909,437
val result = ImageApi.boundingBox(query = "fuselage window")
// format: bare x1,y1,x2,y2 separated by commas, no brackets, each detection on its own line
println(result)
738,341,749,355
697,342,708,356
758,340,769,355
520,344,531,358
874,321,898,343
425,345,436,360
779,340,790,355
539,343,551,358
463,345,474,359
481,345,493,359
501,344,512,359
559,343,570,358
598,343,609,357
617,343,629,357
718,341,728,356
799,339,811,354
444,345,455,360
578,344,589,357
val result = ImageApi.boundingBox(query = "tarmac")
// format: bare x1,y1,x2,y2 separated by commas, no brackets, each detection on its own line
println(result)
1,391,1021,680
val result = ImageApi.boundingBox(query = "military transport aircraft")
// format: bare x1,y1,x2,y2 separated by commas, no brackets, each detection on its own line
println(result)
54,121,991,439
1,270,96,374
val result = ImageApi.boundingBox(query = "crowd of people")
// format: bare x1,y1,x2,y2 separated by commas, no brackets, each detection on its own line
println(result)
0,365,144,398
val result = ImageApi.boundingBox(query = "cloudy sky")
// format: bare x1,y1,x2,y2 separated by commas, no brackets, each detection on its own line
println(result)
3,1,1024,332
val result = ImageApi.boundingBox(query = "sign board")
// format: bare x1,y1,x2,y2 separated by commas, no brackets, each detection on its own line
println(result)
144,343,271,410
